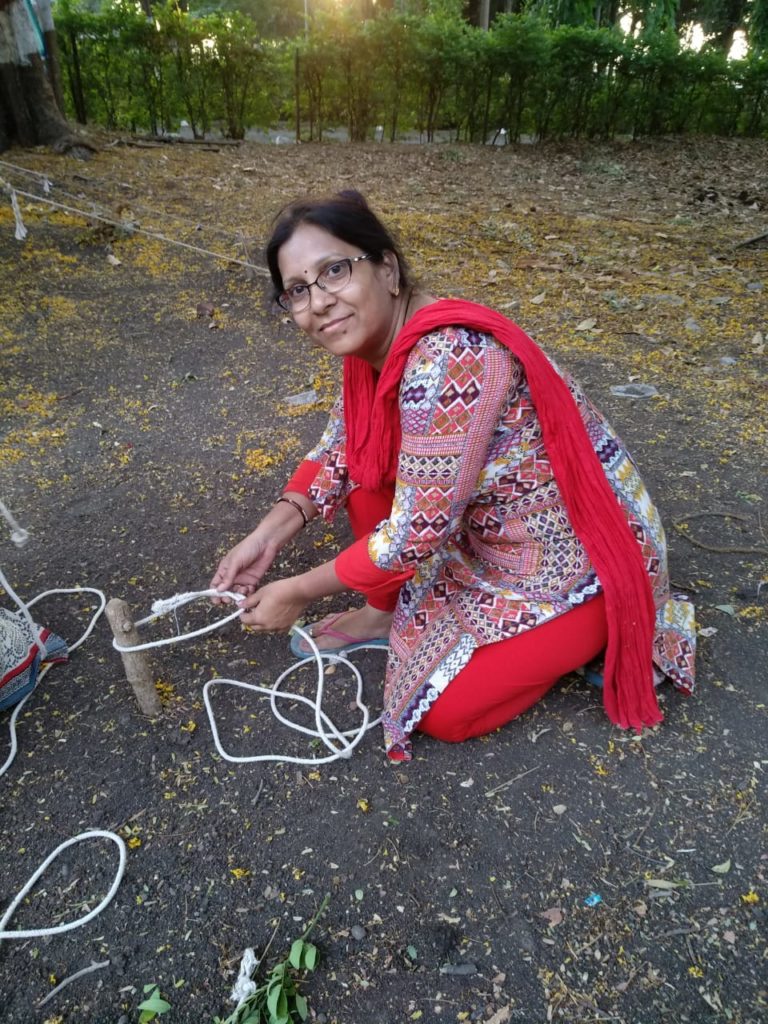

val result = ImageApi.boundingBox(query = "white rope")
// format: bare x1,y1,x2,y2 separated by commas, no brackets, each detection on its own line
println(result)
203,625,383,766
0,497,30,548
111,588,384,765
0,564,47,660
0,665,50,780
0,830,126,940
0,158,51,181
10,189,27,241
112,589,246,652
2,183,266,274
0,157,248,247
0,523,124,946
26,587,107,654
230,947,259,1005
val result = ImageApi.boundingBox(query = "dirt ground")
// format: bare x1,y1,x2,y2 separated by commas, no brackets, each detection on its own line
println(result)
0,136,766,1024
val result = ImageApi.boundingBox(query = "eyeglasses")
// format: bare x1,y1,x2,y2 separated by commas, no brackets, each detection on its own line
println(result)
277,254,374,313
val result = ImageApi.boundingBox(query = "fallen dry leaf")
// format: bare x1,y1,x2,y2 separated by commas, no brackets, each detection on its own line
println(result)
486,1007,511,1024
540,906,564,926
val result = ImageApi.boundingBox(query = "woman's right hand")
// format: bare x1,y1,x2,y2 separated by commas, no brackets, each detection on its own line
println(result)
210,492,314,603
210,531,279,602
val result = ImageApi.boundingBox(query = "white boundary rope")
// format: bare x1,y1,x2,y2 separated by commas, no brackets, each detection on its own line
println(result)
0,157,249,247
25,587,107,655
0,830,126,940
0,509,123,949
204,625,383,766
0,497,30,548
112,589,246,652
0,572,125,946
0,156,256,252
3,183,266,274
0,664,51,780
112,589,385,766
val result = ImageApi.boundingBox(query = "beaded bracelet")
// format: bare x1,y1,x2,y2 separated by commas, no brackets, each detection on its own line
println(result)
276,496,309,528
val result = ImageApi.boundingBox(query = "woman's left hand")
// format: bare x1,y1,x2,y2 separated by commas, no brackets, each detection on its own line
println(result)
237,578,309,632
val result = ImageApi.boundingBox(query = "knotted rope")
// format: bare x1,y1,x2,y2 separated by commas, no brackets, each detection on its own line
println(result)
112,589,384,766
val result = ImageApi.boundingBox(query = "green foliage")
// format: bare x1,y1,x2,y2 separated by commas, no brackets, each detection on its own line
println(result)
749,0,768,51
730,51,768,132
54,0,283,136
53,1,768,140
137,984,171,1024
213,896,329,1024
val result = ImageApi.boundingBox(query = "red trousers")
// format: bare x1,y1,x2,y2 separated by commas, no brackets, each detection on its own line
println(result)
418,593,606,742
289,476,608,743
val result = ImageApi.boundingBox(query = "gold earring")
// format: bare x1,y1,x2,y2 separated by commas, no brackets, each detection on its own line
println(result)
393,286,400,297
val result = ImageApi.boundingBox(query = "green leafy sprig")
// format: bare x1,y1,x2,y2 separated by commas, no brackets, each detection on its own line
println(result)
137,983,171,1023
214,894,330,1024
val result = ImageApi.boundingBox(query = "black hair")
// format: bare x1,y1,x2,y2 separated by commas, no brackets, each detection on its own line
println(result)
265,190,410,302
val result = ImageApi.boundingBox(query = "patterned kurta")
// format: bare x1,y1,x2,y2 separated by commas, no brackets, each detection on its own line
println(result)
302,326,696,758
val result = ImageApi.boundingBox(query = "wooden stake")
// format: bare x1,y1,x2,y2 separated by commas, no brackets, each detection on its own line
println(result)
105,597,162,717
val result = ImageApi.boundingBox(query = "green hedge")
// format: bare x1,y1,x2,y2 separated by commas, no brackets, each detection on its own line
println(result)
53,3,768,140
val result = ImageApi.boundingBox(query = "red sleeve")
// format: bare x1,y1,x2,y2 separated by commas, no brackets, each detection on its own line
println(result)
284,460,321,498
335,534,414,600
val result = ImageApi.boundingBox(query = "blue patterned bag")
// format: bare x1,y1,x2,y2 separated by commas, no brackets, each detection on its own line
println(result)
0,608,68,711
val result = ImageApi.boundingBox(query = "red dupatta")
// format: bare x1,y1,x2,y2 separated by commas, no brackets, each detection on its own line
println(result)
343,298,661,732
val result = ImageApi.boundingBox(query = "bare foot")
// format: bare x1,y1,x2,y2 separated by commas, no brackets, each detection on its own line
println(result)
299,605,393,653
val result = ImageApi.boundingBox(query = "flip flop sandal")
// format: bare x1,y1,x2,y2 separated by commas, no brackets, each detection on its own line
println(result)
289,612,389,660
575,656,604,689
577,663,666,691
582,666,604,688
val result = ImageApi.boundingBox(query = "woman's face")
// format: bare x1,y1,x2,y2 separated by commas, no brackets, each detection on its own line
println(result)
277,222,399,369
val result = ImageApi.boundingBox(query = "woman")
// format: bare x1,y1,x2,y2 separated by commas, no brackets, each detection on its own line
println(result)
211,190,695,762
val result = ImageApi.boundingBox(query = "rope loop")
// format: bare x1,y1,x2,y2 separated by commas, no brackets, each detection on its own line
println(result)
113,589,245,652
109,589,384,766
0,830,127,941
203,625,384,766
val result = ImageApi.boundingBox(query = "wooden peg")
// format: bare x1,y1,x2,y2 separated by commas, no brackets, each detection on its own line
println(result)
105,597,162,717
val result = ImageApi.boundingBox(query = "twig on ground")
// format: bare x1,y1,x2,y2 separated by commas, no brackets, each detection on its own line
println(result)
37,960,111,1008
671,511,768,555
485,765,540,797
733,229,768,249
490,882,508,917
630,808,656,849
652,925,699,939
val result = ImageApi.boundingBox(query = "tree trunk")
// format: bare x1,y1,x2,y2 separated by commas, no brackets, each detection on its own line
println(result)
0,0,91,154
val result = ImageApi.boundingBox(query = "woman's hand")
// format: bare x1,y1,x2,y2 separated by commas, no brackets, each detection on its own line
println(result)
210,532,279,602
238,578,310,631
210,494,315,603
